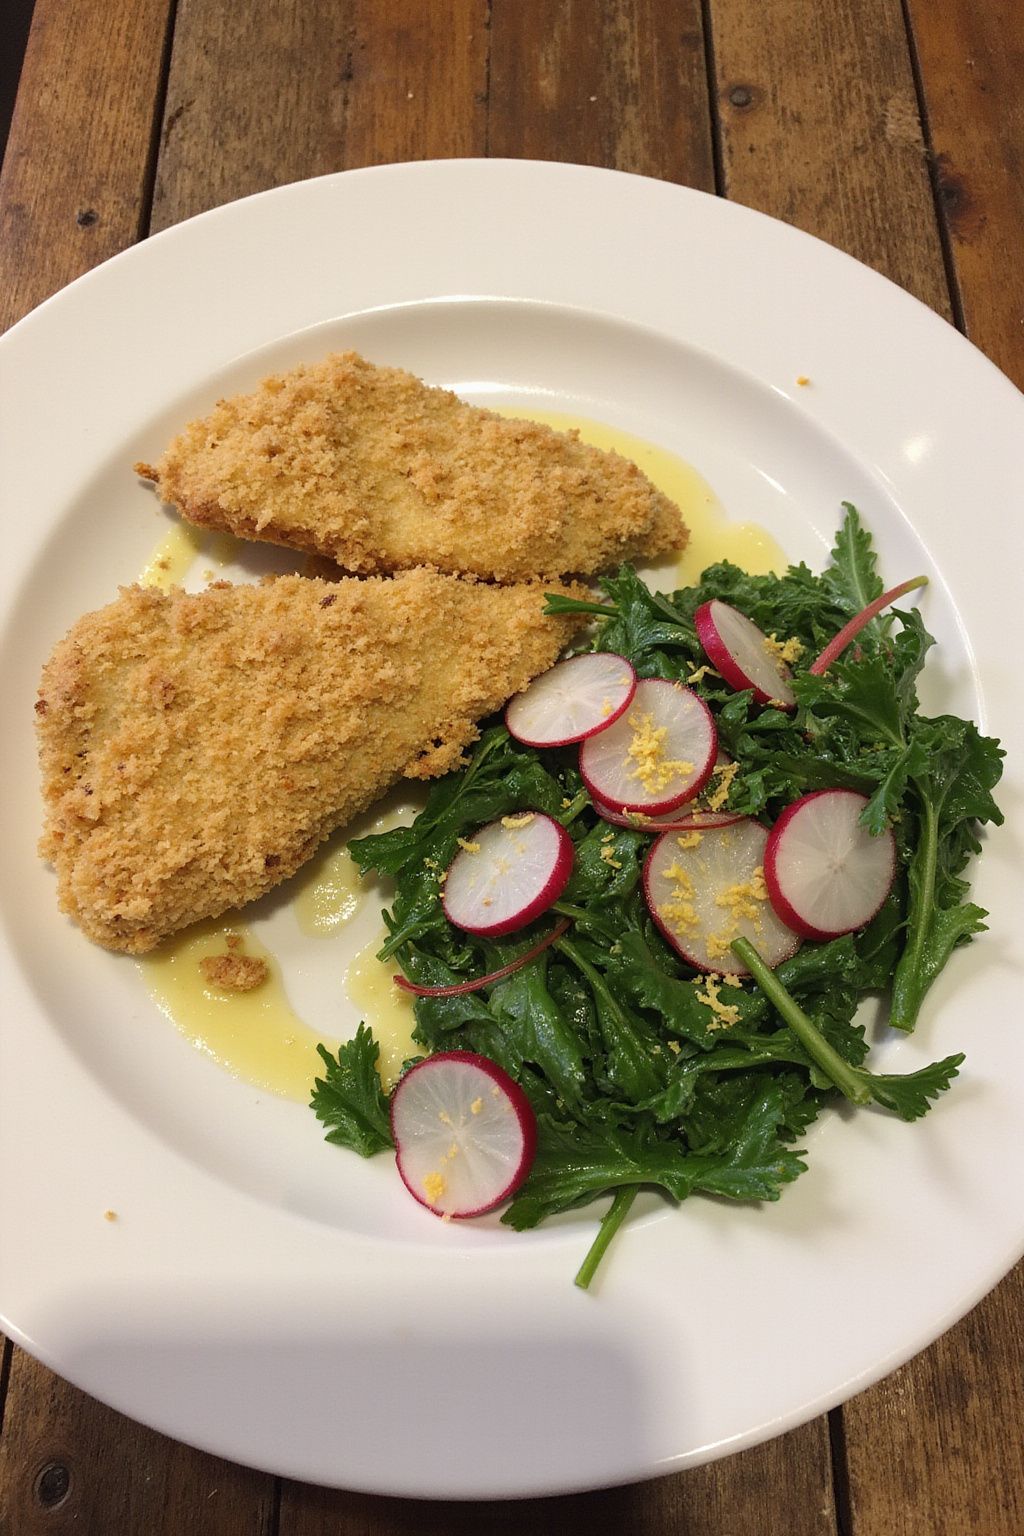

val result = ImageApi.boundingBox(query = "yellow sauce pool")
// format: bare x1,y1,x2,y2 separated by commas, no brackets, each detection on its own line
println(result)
344,930,418,1088
138,523,208,589
137,413,784,1102
500,409,786,585
141,922,336,1103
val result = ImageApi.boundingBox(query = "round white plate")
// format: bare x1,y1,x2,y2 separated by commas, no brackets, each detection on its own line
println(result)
1,160,1022,1499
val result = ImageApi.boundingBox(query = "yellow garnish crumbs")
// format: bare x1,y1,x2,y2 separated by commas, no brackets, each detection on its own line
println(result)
676,830,703,850
470,1097,483,1115
666,1039,681,1055
715,866,769,925
662,893,699,936
601,831,614,843
686,664,721,685
625,711,693,795
438,1109,452,1125
600,845,622,870
103,1209,118,1222
456,837,481,854
764,633,804,665
561,797,573,809
600,698,613,717
705,930,736,962
796,375,811,387
437,869,448,885
706,759,739,812
662,860,694,895
423,1172,447,1204
694,975,741,1030
501,813,536,829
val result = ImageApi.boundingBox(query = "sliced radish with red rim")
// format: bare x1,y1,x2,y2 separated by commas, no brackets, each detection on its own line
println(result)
505,652,637,747
593,800,744,833
592,750,742,831
579,678,717,814
763,789,896,940
644,819,801,974
391,1051,537,1218
442,812,573,937
695,599,797,709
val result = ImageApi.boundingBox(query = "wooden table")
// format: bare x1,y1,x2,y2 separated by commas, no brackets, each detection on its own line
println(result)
2,2,1022,1531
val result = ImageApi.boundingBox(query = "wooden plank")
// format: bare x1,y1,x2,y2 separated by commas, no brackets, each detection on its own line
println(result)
279,1421,837,1535
906,0,1024,388
151,0,489,231
488,0,715,187
838,8,1024,1531
841,1263,1024,1535
0,0,173,332
0,1348,276,1535
708,0,950,314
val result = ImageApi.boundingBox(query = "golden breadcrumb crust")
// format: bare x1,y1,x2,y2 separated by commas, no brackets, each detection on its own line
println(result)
200,951,268,991
137,352,686,580
36,570,584,954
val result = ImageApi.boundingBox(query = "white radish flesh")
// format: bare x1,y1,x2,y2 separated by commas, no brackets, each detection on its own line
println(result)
593,800,744,832
442,813,573,936
579,678,717,814
505,652,637,747
763,790,896,940
695,599,797,708
644,819,801,974
391,1051,537,1218
592,750,742,831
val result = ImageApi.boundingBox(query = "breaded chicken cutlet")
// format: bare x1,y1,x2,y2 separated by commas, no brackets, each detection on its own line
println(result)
136,352,685,581
36,569,584,954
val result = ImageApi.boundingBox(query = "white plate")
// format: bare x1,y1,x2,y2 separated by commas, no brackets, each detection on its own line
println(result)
1,160,1022,1499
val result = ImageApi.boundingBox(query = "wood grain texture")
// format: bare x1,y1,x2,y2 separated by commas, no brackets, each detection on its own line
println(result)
278,1420,837,1536
152,0,488,231
837,6,1024,1530
906,0,1024,388
488,0,714,187
841,1262,1024,1536
0,0,172,332
0,1348,275,1536
708,0,950,313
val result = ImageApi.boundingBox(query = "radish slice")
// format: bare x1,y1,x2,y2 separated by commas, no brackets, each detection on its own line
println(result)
505,653,637,747
593,801,744,833
695,599,797,708
391,1051,537,1218
592,750,743,831
808,576,928,675
394,918,572,997
644,820,801,974
579,678,717,814
441,813,573,936
763,790,896,940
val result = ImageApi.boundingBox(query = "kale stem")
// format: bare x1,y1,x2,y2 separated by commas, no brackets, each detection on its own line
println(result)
730,938,871,1106
557,789,591,827
554,936,633,1032
888,789,937,1032
575,1187,637,1290
542,596,619,619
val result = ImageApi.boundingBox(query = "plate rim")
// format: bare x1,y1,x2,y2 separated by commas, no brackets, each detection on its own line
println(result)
2,158,1023,1498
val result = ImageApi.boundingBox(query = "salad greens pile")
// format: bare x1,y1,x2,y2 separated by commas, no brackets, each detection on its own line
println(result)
311,507,1003,1286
